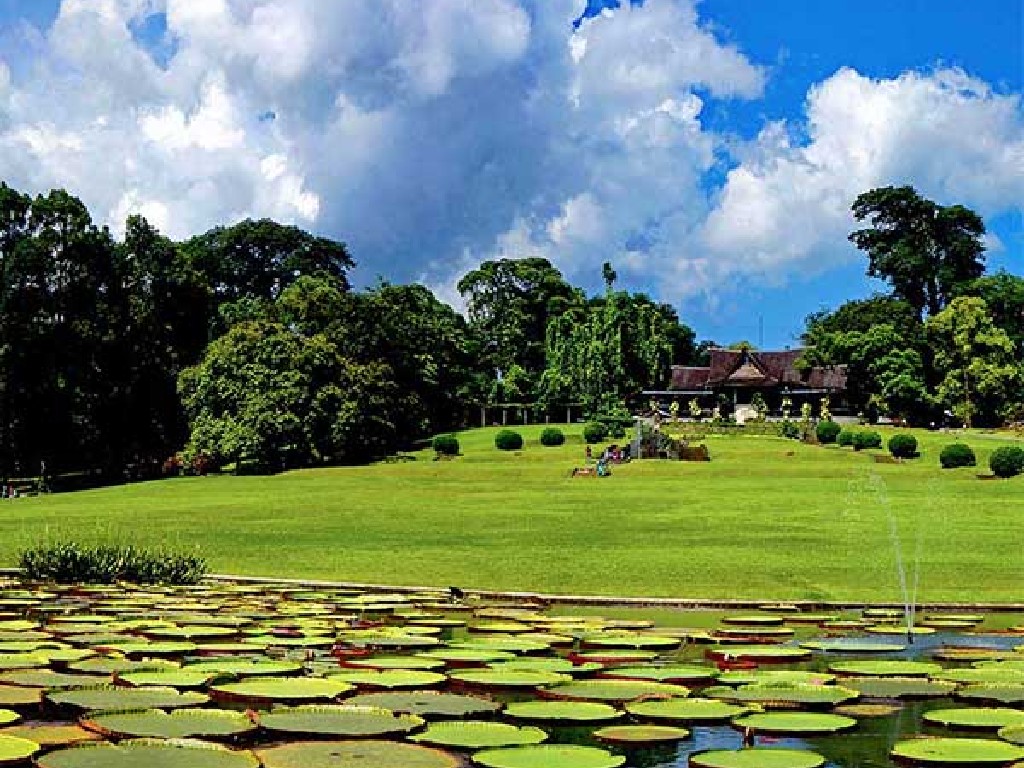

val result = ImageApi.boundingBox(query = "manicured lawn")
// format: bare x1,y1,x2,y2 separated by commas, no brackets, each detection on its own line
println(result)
2,425,1021,601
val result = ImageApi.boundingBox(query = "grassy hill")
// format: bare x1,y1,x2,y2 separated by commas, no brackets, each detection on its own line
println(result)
3,425,1021,601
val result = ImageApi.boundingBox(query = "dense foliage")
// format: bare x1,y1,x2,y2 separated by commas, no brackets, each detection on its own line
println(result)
939,443,976,469
432,435,460,456
837,429,856,448
494,429,524,451
887,434,919,459
852,431,883,451
989,446,1024,479
583,422,609,444
20,542,206,584
540,427,566,447
816,421,842,444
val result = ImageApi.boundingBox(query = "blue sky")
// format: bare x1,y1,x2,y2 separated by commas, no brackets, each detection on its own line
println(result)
0,0,1020,348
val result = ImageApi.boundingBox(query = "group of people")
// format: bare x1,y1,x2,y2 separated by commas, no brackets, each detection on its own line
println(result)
582,443,630,477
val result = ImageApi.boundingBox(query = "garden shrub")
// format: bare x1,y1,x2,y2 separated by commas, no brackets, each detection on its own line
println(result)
853,430,883,451
816,420,842,444
779,421,801,440
583,421,608,444
939,443,976,469
540,427,565,447
494,429,524,451
887,433,918,459
20,542,206,585
607,422,627,439
989,446,1024,478
432,434,460,456
837,429,856,447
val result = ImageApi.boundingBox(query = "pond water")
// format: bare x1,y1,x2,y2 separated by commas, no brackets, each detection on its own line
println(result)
1,580,1022,768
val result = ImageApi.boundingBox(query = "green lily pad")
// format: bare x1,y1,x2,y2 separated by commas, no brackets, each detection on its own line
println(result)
259,705,423,737
418,649,515,664
95,642,197,657
0,671,99,689
845,677,956,698
449,669,571,688
46,685,209,712
865,625,935,636
345,691,501,718
84,708,256,739
117,669,216,688
731,712,857,734
326,669,445,689
37,740,260,768
706,683,858,707
0,710,18,726
690,748,825,768
0,734,38,764
344,656,445,671
256,740,460,768
210,676,352,704
707,646,812,662
829,660,942,676
489,659,602,676
626,697,753,723
593,724,689,744
580,633,680,650
502,701,622,723
473,745,625,768
452,637,550,653
716,670,835,687
569,650,657,664
934,668,1024,685
834,703,903,718
802,640,905,653
891,737,1024,763
69,657,179,675
923,708,1024,730
998,724,1024,744
600,664,716,683
0,725,99,747
933,648,1011,663
0,653,51,670
184,659,303,677
958,684,1024,704
411,721,547,749
539,678,688,702
0,687,40,707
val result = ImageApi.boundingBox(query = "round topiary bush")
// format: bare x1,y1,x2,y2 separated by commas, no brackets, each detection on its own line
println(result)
607,422,627,440
989,446,1024,478
780,421,801,440
887,433,918,459
940,443,976,469
540,427,565,447
837,429,855,448
432,434,460,456
816,420,842,444
494,429,524,451
583,422,608,444
853,430,883,451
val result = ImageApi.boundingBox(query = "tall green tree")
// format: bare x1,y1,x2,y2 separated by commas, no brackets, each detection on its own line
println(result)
926,296,1021,427
457,258,581,393
850,186,986,318
962,270,1024,352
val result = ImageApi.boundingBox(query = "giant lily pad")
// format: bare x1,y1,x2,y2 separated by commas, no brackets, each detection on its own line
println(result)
117,669,217,688
845,677,955,699
411,721,547,749
69,657,179,676
600,664,716,683
716,670,835,687
259,705,423,737
46,681,210,711
539,679,688,702
829,660,942,677
802,640,905,654
345,691,501,718
87,708,254,740
707,646,811,663
473,745,625,768
209,677,351,704
501,701,622,723
37,740,259,768
0,671,99,689
343,656,445,671
958,684,1024,704
626,697,752,723
488,659,602,676
0,725,99,747
580,633,679,650
706,683,858,707
449,669,571,688
256,740,460,768
998,724,1024,744
0,733,38,764
890,737,1024,763
184,659,303,677
731,712,857,734
923,708,1024,730
0,686,40,707
326,669,445,689
690,749,825,768
0,710,18,726
592,724,689,744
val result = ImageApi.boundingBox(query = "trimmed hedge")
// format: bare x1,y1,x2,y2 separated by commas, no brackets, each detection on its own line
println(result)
887,433,918,459
20,542,206,585
494,429,524,451
432,434,460,456
540,427,565,447
853,430,883,451
780,421,801,440
816,420,842,444
940,443,976,469
990,446,1024,478
837,429,856,448
583,422,608,444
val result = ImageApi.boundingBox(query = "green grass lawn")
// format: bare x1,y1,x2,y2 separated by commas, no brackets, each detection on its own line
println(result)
2,425,1022,601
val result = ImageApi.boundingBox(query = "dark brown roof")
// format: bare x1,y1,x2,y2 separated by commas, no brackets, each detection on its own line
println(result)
668,348,847,392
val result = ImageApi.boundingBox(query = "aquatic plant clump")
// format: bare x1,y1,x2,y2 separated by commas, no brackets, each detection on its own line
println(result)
473,744,625,768
890,737,1024,764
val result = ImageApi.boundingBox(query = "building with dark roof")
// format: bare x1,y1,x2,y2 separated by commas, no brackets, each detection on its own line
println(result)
644,347,847,417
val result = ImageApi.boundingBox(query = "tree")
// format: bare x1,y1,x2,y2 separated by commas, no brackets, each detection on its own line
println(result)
850,186,986,318
963,271,1024,352
926,297,1022,427
457,258,581,391
803,294,919,342
178,320,397,471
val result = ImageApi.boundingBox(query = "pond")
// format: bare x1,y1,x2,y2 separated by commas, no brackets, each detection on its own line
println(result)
0,579,1023,767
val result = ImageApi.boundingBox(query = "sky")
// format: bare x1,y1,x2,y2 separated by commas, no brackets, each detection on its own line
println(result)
0,0,1021,348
